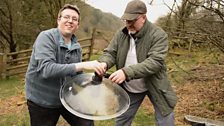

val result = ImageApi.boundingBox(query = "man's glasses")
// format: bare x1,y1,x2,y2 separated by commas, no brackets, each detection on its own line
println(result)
61,15,79,22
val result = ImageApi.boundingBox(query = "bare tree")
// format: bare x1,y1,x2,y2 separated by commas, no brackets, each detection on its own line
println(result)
187,0,224,52
0,0,17,56
155,0,224,53
0,0,64,54
41,0,66,27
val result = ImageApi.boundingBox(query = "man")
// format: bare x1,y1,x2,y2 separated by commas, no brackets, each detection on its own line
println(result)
98,0,177,126
25,4,104,126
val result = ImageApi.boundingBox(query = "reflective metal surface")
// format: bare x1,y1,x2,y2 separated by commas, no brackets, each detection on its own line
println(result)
60,73,130,120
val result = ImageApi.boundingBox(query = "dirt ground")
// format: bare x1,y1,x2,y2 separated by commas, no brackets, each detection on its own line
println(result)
0,64,224,125
142,64,224,125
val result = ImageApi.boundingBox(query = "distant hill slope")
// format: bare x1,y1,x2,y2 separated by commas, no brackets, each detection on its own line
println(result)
76,2,124,38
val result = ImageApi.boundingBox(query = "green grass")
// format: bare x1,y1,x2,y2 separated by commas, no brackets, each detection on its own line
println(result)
166,48,223,85
132,108,155,126
94,107,155,126
0,77,24,99
0,77,28,126
94,119,115,126
0,113,30,126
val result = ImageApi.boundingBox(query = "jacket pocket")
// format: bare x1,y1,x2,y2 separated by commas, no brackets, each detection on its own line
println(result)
160,89,178,108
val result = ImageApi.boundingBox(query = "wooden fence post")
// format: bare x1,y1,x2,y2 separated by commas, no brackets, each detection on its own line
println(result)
188,38,193,52
0,53,2,79
0,53,7,79
89,28,96,60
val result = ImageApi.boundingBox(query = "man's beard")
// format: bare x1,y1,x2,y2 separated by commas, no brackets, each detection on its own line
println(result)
128,30,137,34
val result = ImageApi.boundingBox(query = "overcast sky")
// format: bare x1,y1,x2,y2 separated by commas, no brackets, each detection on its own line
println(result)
86,0,180,23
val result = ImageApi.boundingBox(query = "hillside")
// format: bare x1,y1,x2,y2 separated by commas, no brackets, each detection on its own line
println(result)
71,1,124,38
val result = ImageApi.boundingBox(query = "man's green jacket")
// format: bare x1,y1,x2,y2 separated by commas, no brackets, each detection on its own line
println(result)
99,20,178,116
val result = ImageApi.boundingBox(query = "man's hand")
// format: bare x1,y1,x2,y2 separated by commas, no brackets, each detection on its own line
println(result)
100,62,107,71
109,69,126,84
75,60,106,75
